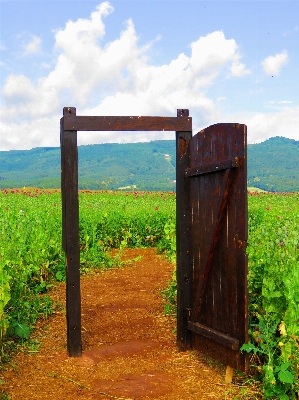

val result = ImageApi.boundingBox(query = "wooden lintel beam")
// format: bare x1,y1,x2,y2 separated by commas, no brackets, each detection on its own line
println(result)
62,115,192,132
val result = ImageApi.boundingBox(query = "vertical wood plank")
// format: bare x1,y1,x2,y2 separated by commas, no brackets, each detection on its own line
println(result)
61,107,82,357
176,109,192,350
235,124,248,354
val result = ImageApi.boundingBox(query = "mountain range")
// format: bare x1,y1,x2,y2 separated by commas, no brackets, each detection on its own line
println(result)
0,136,298,192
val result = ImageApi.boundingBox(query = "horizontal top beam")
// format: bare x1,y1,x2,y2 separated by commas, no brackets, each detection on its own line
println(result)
62,115,192,131
61,107,192,132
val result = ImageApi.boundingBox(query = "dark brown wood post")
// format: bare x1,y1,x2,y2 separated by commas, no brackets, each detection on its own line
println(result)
176,109,192,350
60,118,66,253
60,107,82,357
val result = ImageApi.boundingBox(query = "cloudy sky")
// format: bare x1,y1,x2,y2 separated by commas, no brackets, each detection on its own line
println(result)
1,0,298,150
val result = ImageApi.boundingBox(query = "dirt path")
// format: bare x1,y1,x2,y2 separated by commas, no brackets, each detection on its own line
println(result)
1,249,255,399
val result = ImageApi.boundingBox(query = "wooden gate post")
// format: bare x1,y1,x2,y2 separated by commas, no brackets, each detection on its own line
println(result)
60,107,82,357
176,109,192,350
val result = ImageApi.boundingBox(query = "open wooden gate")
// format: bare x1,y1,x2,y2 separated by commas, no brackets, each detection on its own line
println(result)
176,123,248,372
61,108,248,369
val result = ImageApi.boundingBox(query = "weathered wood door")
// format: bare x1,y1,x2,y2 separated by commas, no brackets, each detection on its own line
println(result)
176,123,248,372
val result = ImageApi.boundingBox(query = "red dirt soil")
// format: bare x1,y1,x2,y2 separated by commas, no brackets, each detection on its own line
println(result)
0,249,260,399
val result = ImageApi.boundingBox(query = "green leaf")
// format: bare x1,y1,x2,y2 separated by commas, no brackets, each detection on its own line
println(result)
14,322,30,339
278,393,291,400
0,281,11,307
264,388,275,396
278,369,294,384
279,362,291,371
55,271,64,281
240,343,258,354
281,342,292,362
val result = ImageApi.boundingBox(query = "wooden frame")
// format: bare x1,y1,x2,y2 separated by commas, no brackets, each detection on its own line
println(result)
60,107,192,356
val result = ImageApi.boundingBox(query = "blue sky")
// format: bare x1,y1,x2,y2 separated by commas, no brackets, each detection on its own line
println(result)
1,0,298,150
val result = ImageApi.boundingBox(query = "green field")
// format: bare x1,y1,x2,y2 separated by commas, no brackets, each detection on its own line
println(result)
0,189,298,398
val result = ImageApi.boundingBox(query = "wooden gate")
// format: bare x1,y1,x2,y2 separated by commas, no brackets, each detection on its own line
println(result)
61,108,248,369
176,123,248,372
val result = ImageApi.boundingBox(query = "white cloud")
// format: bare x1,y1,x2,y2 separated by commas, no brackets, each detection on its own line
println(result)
24,35,41,55
262,51,288,75
225,107,299,144
0,2,256,150
230,60,251,77
2,75,36,104
264,100,294,110
283,25,299,37
0,116,58,150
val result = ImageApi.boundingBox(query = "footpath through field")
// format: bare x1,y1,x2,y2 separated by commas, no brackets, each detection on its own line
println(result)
1,249,257,399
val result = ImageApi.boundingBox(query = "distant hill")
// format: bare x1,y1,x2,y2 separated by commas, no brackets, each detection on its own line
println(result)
0,141,177,191
0,136,298,192
247,136,299,192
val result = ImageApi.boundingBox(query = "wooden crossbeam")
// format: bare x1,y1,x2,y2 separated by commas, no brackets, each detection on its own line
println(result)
185,158,239,177
62,108,192,131
187,321,240,350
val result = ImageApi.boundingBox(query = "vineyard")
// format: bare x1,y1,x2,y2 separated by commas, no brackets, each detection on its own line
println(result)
0,189,298,398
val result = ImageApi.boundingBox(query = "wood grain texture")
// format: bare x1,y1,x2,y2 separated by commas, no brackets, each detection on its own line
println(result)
176,130,192,350
184,123,248,372
61,107,82,357
63,115,192,131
